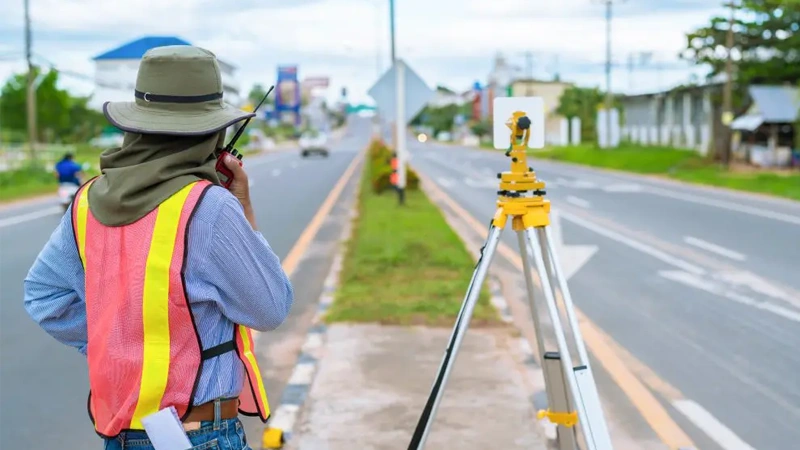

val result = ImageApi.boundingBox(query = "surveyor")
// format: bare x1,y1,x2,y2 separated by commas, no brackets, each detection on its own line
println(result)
23,45,294,449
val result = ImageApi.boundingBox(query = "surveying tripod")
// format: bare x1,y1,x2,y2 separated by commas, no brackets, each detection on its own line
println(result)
407,111,613,450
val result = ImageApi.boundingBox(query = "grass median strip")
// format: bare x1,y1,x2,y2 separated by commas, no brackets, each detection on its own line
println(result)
527,144,800,201
326,165,500,327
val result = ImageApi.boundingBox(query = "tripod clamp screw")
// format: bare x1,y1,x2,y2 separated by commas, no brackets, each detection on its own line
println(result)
537,409,577,428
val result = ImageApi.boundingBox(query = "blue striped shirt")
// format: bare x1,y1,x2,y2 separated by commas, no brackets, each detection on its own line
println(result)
23,185,294,405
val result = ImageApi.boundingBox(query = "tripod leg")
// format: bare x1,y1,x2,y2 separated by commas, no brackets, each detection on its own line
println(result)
538,227,613,449
518,231,579,450
524,228,599,450
407,224,505,450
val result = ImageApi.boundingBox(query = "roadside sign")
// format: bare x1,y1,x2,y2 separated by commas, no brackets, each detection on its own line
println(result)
367,59,434,124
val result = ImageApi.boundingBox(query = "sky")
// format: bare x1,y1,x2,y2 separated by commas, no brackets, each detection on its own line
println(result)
0,0,726,108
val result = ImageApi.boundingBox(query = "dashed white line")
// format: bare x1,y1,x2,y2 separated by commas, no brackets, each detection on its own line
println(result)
673,400,757,450
271,169,282,177
566,195,591,208
559,210,706,275
683,236,747,262
0,206,62,229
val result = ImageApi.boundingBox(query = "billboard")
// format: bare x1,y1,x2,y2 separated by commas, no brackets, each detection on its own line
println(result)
276,65,301,126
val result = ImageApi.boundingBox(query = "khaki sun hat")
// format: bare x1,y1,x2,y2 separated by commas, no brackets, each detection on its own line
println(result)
103,45,254,135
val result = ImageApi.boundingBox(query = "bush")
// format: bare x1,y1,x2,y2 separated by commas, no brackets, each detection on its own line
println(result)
366,138,420,194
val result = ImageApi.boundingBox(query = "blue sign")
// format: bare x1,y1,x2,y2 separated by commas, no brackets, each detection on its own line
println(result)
275,65,301,126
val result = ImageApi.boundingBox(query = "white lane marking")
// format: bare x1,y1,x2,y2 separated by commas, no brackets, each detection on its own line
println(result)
566,195,591,208
271,169,282,177
603,183,643,193
683,236,746,262
248,179,255,187
660,270,800,324
673,400,757,450
436,177,455,188
646,186,800,226
559,210,706,275
0,206,62,229
290,161,299,168
287,362,316,385
268,404,300,432
463,177,497,189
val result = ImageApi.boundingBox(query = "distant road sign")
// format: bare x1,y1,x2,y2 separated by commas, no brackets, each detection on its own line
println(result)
367,60,434,124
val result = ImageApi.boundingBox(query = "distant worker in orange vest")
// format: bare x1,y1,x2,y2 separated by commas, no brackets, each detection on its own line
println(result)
23,46,294,449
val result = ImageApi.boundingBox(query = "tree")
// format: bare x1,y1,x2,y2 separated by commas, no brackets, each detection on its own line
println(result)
682,0,800,104
0,67,105,143
247,83,275,106
556,86,604,143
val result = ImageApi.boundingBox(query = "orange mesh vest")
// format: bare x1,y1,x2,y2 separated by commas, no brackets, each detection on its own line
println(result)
72,179,271,438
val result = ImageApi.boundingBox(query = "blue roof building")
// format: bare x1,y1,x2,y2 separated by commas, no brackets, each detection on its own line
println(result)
90,36,241,109
92,36,192,61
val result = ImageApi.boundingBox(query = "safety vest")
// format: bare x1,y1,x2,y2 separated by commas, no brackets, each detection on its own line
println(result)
72,179,270,438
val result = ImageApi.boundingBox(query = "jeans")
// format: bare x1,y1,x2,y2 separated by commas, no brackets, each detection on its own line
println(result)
102,418,252,450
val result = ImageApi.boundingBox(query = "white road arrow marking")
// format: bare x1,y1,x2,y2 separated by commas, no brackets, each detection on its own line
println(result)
659,270,800,324
544,208,599,280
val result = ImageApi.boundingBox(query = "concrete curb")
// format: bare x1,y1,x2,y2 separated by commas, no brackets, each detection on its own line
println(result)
264,252,345,445
485,275,558,445
261,161,360,449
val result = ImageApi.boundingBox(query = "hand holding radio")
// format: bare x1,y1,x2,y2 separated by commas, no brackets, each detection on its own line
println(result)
220,153,258,229
215,84,274,190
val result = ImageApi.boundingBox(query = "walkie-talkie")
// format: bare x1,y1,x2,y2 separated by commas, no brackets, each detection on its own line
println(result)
215,85,275,189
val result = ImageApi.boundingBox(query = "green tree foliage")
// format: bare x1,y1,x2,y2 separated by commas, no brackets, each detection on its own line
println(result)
411,102,472,137
0,68,105,143
682,0,800,98
247,83,275,106
555,86,605,143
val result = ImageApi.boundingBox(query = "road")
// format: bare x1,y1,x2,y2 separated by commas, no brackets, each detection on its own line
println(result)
0,120,365,449
409,140,800,450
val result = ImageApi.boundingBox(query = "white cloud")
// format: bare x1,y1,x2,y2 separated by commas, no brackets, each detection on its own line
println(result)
0,0,721,106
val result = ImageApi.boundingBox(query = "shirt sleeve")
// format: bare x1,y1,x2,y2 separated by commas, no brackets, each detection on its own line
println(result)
23,206,88,355
201,194,294,332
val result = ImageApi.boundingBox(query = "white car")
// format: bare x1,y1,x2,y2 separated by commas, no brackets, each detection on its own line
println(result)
299,131,329,158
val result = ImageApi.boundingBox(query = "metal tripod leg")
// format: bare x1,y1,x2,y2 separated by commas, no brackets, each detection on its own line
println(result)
537,227,613,450
407,224,504,450
518,232,578,450
524,227,613,450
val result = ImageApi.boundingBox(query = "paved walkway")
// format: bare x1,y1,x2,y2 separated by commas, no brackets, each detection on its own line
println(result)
288,324,548,450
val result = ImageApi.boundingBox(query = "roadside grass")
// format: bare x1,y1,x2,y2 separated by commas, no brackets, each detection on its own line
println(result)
325,163,500,327
524,143,800,201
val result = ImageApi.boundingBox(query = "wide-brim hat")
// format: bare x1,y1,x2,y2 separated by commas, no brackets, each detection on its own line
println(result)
103,45,254,136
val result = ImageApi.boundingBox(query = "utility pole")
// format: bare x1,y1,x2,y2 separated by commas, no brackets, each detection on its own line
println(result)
24,0,37,162
603,0,614,149
721,0,737,166
520,51,534,95
389,0,406,205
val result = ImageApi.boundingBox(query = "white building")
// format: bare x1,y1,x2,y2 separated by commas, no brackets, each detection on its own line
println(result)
89,36,243,111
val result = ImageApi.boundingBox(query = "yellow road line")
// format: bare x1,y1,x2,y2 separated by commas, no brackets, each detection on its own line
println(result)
420,174,696,450
281,151,364,277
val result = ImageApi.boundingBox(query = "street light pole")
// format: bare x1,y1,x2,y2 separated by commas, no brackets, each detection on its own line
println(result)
24,0,38,162
389,0,396,62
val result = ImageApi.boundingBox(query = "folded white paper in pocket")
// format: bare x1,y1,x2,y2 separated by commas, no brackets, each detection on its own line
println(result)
141,407,193,450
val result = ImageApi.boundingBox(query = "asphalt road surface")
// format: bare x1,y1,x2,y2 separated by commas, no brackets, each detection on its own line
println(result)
0,120,365,449
409,139,800,450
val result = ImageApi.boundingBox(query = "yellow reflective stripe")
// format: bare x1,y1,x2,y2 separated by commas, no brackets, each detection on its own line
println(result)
239,326,271,415
75,179,95,269
130,183,195,429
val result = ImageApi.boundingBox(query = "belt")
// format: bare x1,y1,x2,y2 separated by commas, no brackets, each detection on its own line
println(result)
183,398,239,423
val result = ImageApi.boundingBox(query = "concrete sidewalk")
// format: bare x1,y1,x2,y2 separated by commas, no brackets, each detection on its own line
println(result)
288,324,548,450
